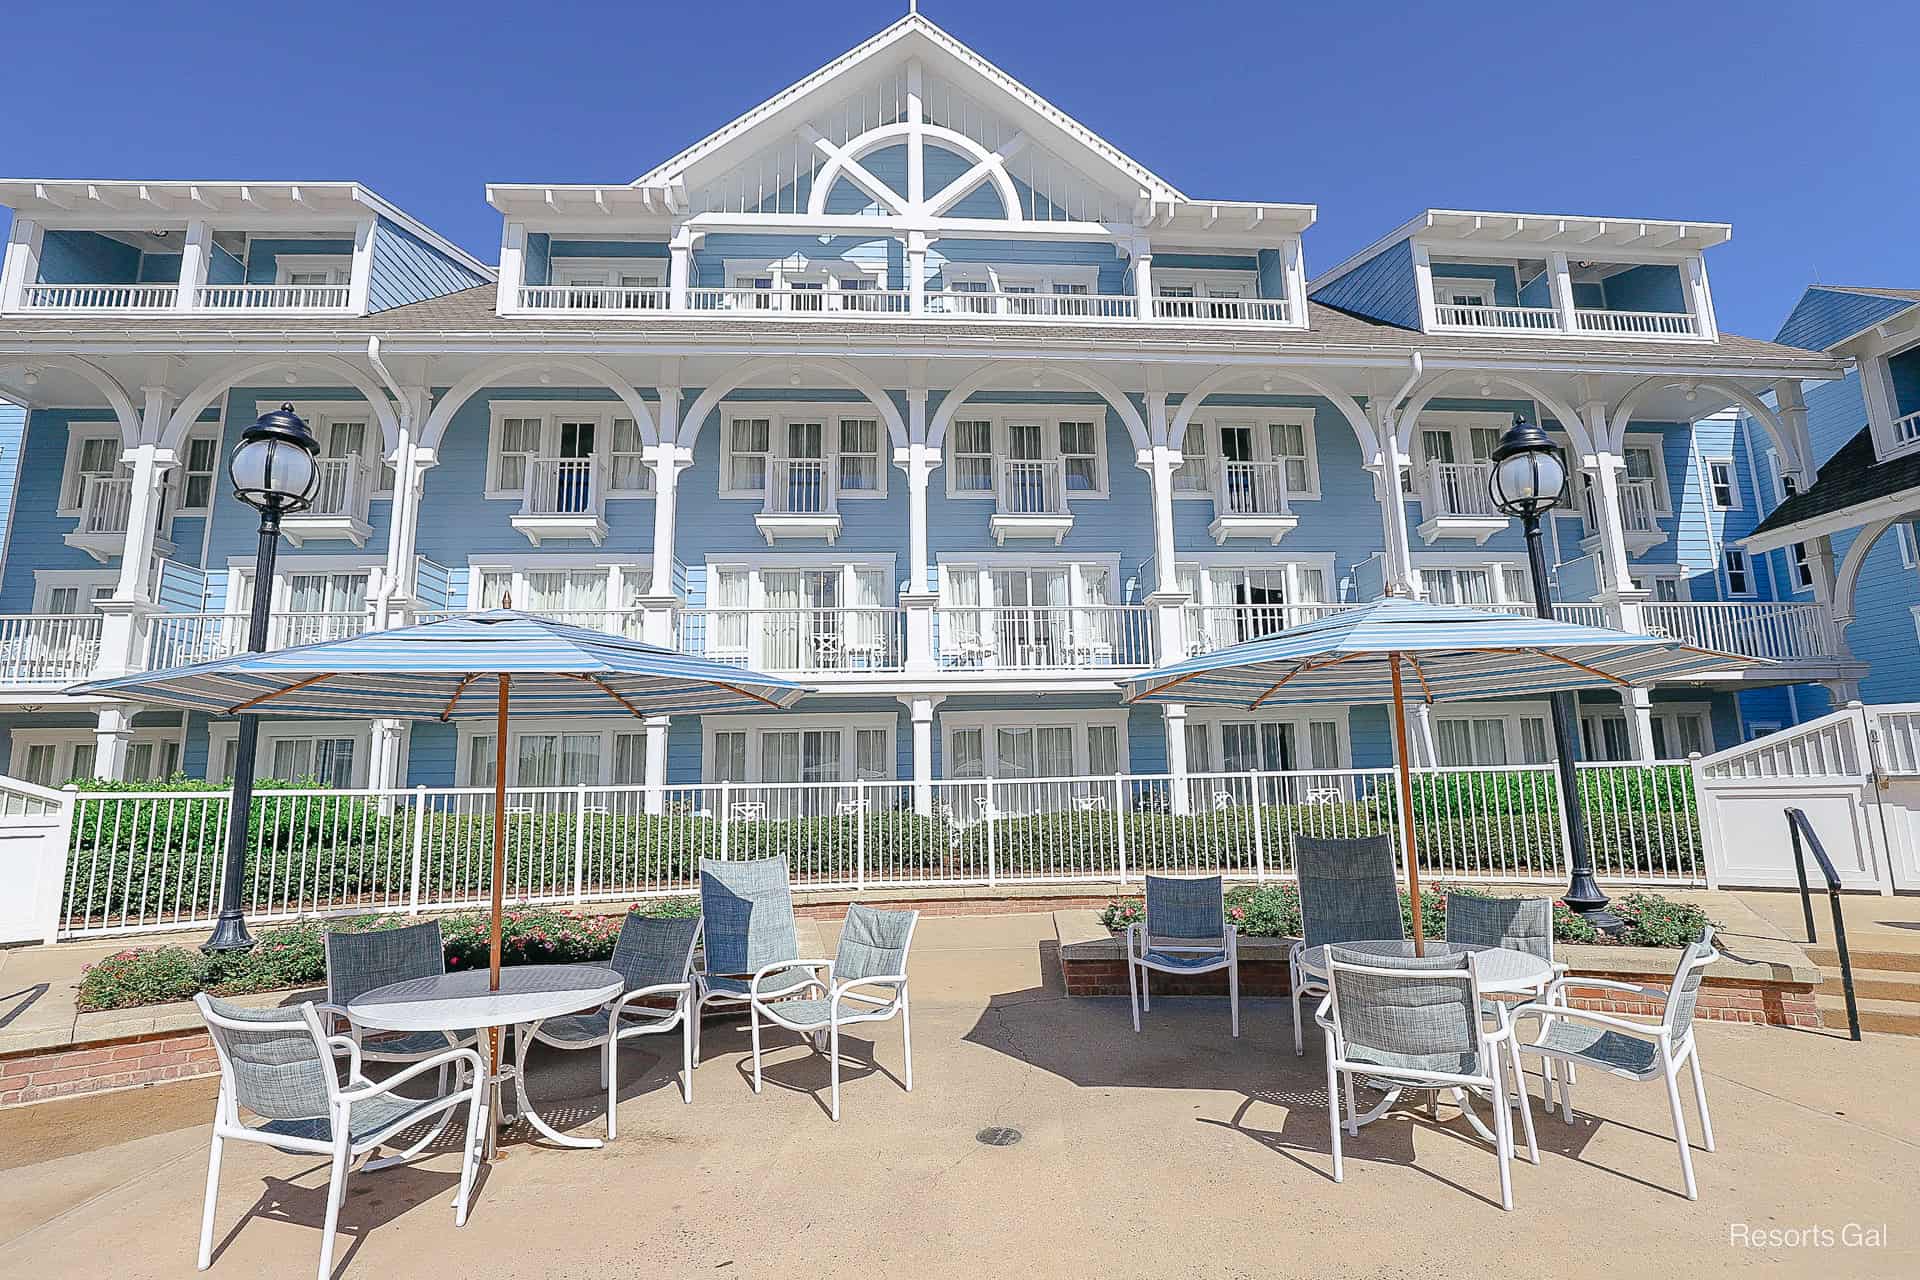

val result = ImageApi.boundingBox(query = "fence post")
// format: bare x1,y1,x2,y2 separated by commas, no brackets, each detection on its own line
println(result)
984,776,997,887
855,777,867,891
1248,771,1267,882
1689,752,1718,889
719,780,731,861
29,786,81,944
1113,774,1127,884
407,785,428,915
571,783,589,903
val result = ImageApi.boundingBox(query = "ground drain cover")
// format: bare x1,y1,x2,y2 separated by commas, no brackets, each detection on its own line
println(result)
975,1126,1022,1147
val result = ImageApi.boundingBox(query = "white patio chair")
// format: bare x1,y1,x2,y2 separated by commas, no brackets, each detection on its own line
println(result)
1511,928,1721,1199
193,995,486,1280
521,914,700,1132
747,903,919,1120
693,855,809,1064
1126,874,1240,1037
729,800,768,820
1317,948,1536,1211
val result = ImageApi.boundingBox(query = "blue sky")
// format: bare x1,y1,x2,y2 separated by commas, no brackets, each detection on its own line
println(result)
4,0,1914,341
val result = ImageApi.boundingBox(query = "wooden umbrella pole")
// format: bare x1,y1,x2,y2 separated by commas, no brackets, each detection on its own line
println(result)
1389,654,1425,955
488,674,509,1078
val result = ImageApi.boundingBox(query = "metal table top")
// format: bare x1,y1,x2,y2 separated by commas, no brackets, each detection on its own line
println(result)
348,963,623,1034
1298,940,1552,994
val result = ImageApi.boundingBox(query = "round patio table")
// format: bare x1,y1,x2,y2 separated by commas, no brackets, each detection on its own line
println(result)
350,963,622,1157
1299,940,1552,1135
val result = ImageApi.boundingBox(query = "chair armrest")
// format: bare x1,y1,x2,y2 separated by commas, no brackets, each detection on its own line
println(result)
314,1003,352,1034
612,982,694,1019
830,974,907,1008
326,1035,363,1080
1545,975,1668,1003
336,1044,484,1103
749,958,834,1000
1125,922,1141,960
1511,1001,1669,1041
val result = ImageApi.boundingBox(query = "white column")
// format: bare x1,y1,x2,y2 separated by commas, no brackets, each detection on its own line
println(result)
1407,703,1438,767
1771,379,1814,489
1547,251,1579,332
496,222,526,313
92,707,134,781
1624,688,1657,762
1411,243,1438,330
96,409,177,679
669,229,694,311
1141,431,1190,662
378,392,435,628
1131,239,1153,314
0,216,43,311
346,218,375,314
1683,255,1718,341
1581,450,1646,630
897,440,940,671
174,219,210,311
906,696,939,816
370,719,407,789
906,231,929,315
1366,408,1420,597
1163,703,1191,816
1281,236,1307,325
644,714,670,815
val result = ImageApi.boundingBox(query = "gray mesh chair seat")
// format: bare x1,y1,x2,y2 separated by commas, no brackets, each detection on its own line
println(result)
1317,946,1536,1212
1289,834,1404,1055
704,966,814,998
193,994,486,1280
1512,929,1722,1200
360,1028,479,1057
523,913,700,1132
749,903,919,1121
1127,875,1240,1037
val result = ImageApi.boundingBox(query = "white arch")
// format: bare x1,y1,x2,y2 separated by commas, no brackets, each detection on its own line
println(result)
166,355,403,453
807,121,1022,222
927,360,1149,453
679,356,908,450
1167,367,1377,457
1397,371,1593,458
2,356,143,447
419,357,658,453
1608,375,1804,478
1833,514,1917,622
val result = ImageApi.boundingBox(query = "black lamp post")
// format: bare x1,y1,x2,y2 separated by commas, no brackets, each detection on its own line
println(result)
204,404,319,953
1488,415,1624,933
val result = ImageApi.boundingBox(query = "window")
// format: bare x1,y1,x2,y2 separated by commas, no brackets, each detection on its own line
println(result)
1723,548,1753,596
180,434,220,511
1057,421,1100,492
941,712,1127,780
1432,278,1494,310
7,732,170,785
706,563,893,668
700,714,896,785
1579,715,1632,763
466,563,650,632
1621,440,1672,516
1176,561,1332,646
837,418,881,493
493,417,541,494
951,420,994,494
944,415,1110,499
726,417,771,493
36,578,114,614
1899,524,1917,570
1650,710,1713,759
487,406,652,501
1791,543,1815,592
61,434,124,513
1172,424,1211,494
268,737,356,787
1705,457,1739,510
464,722,657,787
1416,561,1531,608
274,257,350,287
607,417,651,494
1434,712,1551,766
720,411,885,501
552,261,664,308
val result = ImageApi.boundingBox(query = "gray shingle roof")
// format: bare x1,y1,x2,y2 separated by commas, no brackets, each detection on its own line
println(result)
1749,423,1920,541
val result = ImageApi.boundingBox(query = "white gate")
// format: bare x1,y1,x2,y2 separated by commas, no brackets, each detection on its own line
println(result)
1695,702,1920,893
0,778,76,944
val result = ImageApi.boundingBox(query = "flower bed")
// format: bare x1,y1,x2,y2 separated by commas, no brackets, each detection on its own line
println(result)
75,898,698,1012
1097,884,1714,949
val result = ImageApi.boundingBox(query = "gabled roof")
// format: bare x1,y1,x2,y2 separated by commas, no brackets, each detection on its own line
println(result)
628,13,1185,207
1746,421,1920,552
1772,285,1920,353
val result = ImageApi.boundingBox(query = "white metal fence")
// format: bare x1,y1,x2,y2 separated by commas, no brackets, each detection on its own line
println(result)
42,761,1703,938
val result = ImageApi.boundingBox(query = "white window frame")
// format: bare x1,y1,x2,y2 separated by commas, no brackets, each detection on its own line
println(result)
723,254,889,295
207,720,370,787
259,399,393,499
271,254,352,286
1431,703,1556,767
57,429,126,517
1428,276,1497,309
701,711,897,784
718,406,889,502
10,727,181,786
1179,705,1351,773
550,257,665,289
1620,433,1675,518
223,556,381,617
454,715,656,787
1632,566,1691,602
940,410,1111,499
939,708,1129,780
1648,702,1716,760
32,570,118,613
1411,409,1510,511
1185,409,1321,502
1721,548,1754,597
1175,554,1338,607
174,429,223,514
940,263,1097,296
464,556,654,617
937,554,1125,608
1410,553,1534,607
483,401,653,501
1789,542,1815,594
1703,455,1740,511
1152,268,1257,300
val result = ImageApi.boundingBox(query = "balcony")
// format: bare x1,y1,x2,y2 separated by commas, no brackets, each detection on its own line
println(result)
1893,409,1920,449
145,610,371,668
676,607,906,673
194,283,350,311
63,476,172,564
1573,308,1696,337
1181,603,1359,656
511,457,604,546
281,457,373,547
926,291,1136,320
1640,602,1840,666
1149,295,1291,324
688,286,910,315
1208,460,1297,544
935,605,1154,670
1583,477,1665,554
1416,461,1508,544
517,284,670,312
989,459,1073,544
1432,303,1559,333
755,459,841,543
20,283,177,311
0,615,103,685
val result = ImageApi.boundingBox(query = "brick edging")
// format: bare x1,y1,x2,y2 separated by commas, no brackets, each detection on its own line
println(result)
0,1027,217,1109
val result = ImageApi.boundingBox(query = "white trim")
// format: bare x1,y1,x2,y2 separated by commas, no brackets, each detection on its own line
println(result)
56,426,125,518
270,254,352,286
702,711,898,785
1186,407,1321,502
255,397,391,498
1430,702,1556,767
939,262,1098,293
462,559,654,613
1619,432,1676,519
1150,266,1257,297
716,405,890,502
721,255,889,291
938,707,1129,780
11,727,181,785
939,408,1112,500
1720,547,1755,598
1702,454,1741,511
549,257,667,288
30,570,118,613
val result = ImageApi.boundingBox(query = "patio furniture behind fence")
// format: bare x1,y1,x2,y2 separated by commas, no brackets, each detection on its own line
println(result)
194,995,486,1280
1290,834,1404,1055
1126,874,1240,1037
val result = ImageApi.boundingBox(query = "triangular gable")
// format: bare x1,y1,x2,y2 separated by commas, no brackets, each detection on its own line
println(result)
633,14,1183,215
1774,285,1920,352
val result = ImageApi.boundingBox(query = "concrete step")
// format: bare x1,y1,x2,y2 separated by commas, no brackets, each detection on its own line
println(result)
1817,994,1920,1036
1817,968,1920,1003
1806,945,1920,973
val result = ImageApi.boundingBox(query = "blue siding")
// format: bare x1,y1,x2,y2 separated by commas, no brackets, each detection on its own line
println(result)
0,403,23,593
244,238,353,284
36,230,139,284
1309,237,1419,330
1775,286,1917,352
1,409,123,609
927,239,1126,292
1602,264,1686,314
367,217,490,312
1431,262,1519,307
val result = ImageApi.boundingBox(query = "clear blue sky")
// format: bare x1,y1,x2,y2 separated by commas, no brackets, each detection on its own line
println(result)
4,0,1914,341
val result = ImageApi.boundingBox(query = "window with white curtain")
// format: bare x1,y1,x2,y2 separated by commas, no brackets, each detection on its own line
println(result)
61,434,125,513
492,417,541,494
721,412,886,499
1621,438,1672,515
487,406,651,500
1172,423,1211,493
1177,562,1330,647
941,715,1127,779
707,563,892,667
1186,714,1345,774
838,418,881,493
1057,421,1101,492
726,418,771,493
701,716,895,783
180,434,220,511
951,421,994,493
267,737,357,786
465,724,656,787
608,417,651,494
468,565,650,628
945,415,1108,498
1434,713,1551,766
1417,563,1531,608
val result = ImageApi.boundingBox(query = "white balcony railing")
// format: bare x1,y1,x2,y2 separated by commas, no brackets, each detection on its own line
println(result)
520,457,600,517
145,611,371,668
1214,460,1292,518
1641,602,1839,664
935,605,1154,669
927,290,1138,320
677,607,906,673
79,476,135,537
997,459,1069,516
1618,478,1659,534
195,283,351,310
1893,409,1920,447
687,287,910,314
764,458,836,516
1424,460,1499,518
305,457,371,521
20,283,178,310
1433,303,1560,331
516,284,670,311
1182,603,1359,655
0,614,104,684
1150,295,1291,324
1574,308,1697,337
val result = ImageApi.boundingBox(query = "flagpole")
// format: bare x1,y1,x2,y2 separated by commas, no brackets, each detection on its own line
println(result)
1389,654,1425,955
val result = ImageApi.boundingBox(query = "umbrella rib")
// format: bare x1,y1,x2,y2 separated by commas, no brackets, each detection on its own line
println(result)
1248,653,1363,709
1504,648,1631,687
1128,669,1201,703
568,673,654,721
224,671,336,716
440,673,484,722
1403,652,1437,704
709,678,786,709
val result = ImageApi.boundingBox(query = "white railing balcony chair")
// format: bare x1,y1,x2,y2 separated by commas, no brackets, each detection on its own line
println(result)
1289,834,1405,1055
192,995,486,1280
1126,873,1240,1037
1316,947,1536,1211
318,922,480,1091
692,855,810,1063
747,902,919,1121
520,913,701,1132
1511,928,1721,1200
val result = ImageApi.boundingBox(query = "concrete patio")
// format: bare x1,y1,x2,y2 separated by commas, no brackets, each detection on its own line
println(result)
0,911,1915,1279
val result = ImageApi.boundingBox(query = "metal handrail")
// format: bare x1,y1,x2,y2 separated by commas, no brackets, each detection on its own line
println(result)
1785,806,1860,1041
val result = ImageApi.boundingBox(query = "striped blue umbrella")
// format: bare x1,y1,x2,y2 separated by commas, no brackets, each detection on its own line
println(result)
70,610,808,1010
1121,598,1751,946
